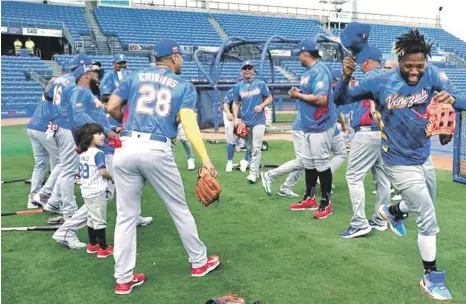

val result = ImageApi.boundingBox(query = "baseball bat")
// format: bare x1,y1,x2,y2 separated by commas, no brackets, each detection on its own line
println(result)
1,225,60,232
1,209,44,217
1,178,29,184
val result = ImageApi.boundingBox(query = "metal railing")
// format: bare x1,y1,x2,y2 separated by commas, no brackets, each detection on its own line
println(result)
131,0,437,27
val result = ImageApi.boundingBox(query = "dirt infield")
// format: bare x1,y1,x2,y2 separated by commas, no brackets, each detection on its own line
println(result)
2,118,454,171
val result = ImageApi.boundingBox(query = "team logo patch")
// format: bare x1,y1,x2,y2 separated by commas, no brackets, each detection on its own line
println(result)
300,76,309,85
361,33,368,40
439,72,448,81
316,81,325,89
172,47,178,53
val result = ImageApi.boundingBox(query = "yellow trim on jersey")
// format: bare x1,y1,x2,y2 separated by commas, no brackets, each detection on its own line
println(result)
179,108,209,162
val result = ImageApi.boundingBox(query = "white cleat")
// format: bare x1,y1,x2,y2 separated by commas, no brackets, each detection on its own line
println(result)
246,173,257,184
137,216,153,226
27,201,39,209
239,160,249,172
55,237,87,250
391,194,402,201
187,158,195,171
225,161,233,172
278,188,300,198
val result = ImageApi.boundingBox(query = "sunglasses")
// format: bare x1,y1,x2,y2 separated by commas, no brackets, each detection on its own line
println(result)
242,67,254,71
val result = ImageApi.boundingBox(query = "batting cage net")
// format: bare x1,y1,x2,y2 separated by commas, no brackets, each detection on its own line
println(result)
453,110,466,184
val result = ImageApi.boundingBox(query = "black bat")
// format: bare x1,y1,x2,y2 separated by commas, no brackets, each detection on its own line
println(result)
1,178,29,184
2,208,44,217
1,225,60,232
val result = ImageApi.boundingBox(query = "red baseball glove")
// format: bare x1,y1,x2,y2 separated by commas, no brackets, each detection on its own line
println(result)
234,121,248,138
425,100,456,138
196,168,221,207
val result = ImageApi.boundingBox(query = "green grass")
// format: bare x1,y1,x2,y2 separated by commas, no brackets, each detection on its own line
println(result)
274,113,296,122
2,124,466,304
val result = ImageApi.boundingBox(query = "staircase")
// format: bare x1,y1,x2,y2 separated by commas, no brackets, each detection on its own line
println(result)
276,65,298,83
83,8,111,54
43,60,62,77
208,16,228,41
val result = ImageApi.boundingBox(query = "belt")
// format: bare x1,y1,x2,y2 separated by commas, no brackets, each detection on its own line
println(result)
354,125,379,132
120,130,168,143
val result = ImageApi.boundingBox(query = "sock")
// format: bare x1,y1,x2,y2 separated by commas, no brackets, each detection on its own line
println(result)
181,140,194,159
304,169,318,198
227,143,236,161
399,200,409,213
418,234,437,273
317,168,332,202
389,203,406,219
87,226,97,245
95,228,107,250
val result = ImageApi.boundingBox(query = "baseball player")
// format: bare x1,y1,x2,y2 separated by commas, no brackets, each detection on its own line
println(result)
223,88,251,172
52,64,152,249
336,28,466,300
26,94,61,208
231,61,273,183
100,53,130,104
42,54,92,219
260,69,347,198
75,123,113,258
285,38,336,219
176,122,196,170
335,45,391,239
107,39,220,295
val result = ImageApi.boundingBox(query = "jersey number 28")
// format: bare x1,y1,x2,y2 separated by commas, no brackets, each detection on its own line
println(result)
136,84,172,117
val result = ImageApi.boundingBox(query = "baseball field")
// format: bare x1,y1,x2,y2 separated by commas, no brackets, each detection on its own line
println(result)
2,122,466,304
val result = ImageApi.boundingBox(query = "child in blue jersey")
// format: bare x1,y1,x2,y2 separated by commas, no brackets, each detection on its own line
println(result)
76,123,113,259
231,61,274,183
337,29,466,301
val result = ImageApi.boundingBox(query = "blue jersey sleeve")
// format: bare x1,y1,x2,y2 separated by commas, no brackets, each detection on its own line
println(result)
180,83,197,110
430,66,466,111
94,151,106,170
232,83,241,104
310,71,331,96
100,73,114,96
261,82,271,97
113,77,130,101
334,76,377,106
70,89,96,128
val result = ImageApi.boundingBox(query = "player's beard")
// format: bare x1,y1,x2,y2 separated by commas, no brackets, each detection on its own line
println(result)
90,79,100,95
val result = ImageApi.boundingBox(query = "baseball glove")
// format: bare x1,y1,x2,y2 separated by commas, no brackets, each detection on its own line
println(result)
205,293,246,304
425,100,456,138
196,168,221,207
234,121,248,138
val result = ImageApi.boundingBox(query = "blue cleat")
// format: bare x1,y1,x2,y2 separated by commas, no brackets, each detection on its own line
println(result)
420,270,453,301
378,205,406,237
340,226,372,239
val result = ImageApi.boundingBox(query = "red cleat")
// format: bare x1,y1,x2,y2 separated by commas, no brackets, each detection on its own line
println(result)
191,255,220,277
86,243,100,254
313,201,333,219
290,196,318,211
97,246,113,258
115,273,146,295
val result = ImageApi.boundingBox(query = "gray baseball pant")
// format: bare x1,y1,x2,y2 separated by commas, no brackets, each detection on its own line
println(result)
302,126,335,172
245,124,266,176
346,131,389,229
113,137,207,284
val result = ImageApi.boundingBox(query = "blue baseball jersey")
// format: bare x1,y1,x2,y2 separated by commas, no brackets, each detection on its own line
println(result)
27,97,54,132
113,66,197,139
69,86,114,155
334,64,466,166
298,60,336,133
231,78,270,127
47,73,76,129
79,147,108,198
100,69,131,96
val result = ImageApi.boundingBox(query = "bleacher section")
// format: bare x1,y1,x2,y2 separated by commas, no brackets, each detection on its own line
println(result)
93,6,222,47
1,1,89,42
1,56,52,117
213,14,325,41
53,54,150,72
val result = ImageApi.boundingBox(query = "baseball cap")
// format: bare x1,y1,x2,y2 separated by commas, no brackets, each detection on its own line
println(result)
153,39,186,58
332,69,343,81
74,64,98,80
356,45,382,64
291,38,319,56
340,22,371,55
112,53,127,64
70,54,92,72
241,61,254,69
